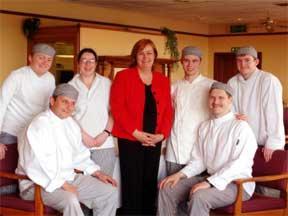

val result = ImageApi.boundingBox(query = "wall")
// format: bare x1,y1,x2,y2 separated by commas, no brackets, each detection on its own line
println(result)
80,27,209,82
1,0,209,34
209,23,288,35
208,35,288,102
0,14,27,85
176,34,209,82
1,13,287,102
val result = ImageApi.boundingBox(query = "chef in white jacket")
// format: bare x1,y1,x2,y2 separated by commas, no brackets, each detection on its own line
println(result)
69,48,115,176
228,46,285,162
0,43,56,160
165,46,214,175
158,82,257,216
16,84,118,216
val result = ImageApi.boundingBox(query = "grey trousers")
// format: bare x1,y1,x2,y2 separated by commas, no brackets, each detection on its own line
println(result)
166,161,185,176
0,132,17,144
256,185,280,198
20,174,118,216
157,176,251,216
91,148,116,176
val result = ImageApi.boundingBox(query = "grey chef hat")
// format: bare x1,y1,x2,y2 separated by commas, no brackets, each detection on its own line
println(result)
210,82,233,97
52,84,79,101
32,43,56,57
236,46,258,59
181,46,202,58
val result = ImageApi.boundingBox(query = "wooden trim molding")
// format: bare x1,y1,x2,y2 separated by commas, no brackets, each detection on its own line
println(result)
0,9,206,37
98,55,177,80
1,10,287,37
26,25,80,73
209,32,288,37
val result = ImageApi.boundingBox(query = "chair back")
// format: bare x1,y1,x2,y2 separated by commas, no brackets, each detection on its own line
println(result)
252,147,288,191
0,143,18,187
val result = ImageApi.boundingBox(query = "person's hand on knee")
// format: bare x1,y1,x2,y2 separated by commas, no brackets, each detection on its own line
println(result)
61,182,78,196
93,171,117,187
158,172,186,189
189,181,211,199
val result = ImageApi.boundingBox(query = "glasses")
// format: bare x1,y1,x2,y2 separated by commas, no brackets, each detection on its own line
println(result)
80,59,96,64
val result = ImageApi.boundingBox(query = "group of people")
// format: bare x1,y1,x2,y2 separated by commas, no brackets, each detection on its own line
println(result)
0,38,285,216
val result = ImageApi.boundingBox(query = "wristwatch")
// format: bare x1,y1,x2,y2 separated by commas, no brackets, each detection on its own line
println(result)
205,180,213,187
103,129,111,136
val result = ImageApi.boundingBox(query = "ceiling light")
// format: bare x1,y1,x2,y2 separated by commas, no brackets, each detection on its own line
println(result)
56,55,74,58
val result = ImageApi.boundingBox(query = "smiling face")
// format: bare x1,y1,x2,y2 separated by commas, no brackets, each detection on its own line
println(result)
236,54,259,79
50,95,76,119
209,88,232,118
78,52,97,78
181,54,201,77
136,44,156,71
29,53,53,76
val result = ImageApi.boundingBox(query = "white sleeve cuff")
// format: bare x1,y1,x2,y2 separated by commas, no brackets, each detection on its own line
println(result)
265,140,285,150
46,179,66,193
180,167,193,178
206,175,228,191
84,164,100,175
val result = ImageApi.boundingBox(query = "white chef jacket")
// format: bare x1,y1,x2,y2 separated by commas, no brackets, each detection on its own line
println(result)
228,68,285,150
181,112,257,196
16,109,100,193
0,66,55,136
69,74,114,150
166,75,214,164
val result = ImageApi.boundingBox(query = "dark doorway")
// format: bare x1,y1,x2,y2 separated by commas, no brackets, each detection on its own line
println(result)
213,52,262,83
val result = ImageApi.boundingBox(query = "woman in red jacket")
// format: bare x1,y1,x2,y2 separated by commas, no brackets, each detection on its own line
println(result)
110,39,173,215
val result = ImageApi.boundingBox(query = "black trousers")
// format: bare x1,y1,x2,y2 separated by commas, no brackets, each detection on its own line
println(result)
118,138,161,215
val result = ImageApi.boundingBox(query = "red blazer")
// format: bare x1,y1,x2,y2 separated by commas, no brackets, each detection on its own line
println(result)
110,67,173,141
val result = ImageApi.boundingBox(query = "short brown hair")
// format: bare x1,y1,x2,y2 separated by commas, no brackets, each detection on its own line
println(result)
77,48,98,62
130,39,158,68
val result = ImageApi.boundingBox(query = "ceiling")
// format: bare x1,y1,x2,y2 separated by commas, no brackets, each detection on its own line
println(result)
65,0,288,25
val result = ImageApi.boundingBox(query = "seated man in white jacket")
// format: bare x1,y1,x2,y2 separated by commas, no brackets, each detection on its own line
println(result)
158,82,257,216
16,84,118,216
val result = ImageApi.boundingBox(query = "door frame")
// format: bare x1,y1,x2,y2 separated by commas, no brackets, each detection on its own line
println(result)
27,25,80,73
213,52,262,83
